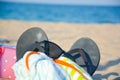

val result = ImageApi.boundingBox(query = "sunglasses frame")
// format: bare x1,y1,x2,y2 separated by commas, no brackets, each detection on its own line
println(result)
25,40,65,59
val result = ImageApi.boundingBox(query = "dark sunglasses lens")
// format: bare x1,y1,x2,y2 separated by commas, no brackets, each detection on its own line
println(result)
42,41,64,59
26,41,64,59
48,42,64,59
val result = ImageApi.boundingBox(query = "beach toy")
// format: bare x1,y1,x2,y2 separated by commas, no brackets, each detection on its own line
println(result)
0,44,16,79
16,27,48,61
67,37,100,76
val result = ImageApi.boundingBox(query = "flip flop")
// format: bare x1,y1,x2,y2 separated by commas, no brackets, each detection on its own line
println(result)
16,27,48,61
65,37,100,76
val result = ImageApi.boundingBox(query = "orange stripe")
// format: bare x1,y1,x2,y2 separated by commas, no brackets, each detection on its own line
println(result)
54,59,89,80
25,51,39,71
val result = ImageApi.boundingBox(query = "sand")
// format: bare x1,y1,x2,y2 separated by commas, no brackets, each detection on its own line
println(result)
0,20,120,80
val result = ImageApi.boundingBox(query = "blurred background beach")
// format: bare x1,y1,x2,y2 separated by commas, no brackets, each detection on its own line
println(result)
0,0,120,80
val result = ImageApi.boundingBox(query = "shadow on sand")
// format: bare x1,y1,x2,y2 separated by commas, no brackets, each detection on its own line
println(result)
93,58,120,80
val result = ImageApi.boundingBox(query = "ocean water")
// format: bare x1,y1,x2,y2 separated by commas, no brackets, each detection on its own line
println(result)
0,1,120,23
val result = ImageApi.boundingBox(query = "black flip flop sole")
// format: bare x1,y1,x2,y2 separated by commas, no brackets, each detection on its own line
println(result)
70,37,100,75
16,27,48,61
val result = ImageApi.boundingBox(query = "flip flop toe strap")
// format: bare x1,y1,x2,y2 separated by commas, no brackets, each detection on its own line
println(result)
66,48,91,74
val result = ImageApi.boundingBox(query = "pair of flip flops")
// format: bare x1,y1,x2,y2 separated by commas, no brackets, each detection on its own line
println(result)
16,27,100,76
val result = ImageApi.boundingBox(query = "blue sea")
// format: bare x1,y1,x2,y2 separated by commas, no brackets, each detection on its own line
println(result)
0,1,120,23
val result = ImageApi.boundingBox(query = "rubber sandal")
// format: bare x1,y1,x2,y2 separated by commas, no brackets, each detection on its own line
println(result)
66,37,100,76
16,27,48,61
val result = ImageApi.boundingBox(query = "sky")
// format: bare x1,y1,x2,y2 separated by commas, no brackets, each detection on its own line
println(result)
1,0,120,6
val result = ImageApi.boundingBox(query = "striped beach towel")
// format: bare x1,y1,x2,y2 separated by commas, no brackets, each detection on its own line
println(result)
55,57,93,80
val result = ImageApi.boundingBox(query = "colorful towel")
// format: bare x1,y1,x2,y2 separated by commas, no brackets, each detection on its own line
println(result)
56,56,93,80
12,51,71,80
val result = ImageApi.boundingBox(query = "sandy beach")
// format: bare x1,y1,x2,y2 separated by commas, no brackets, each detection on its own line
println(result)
0,20,120,80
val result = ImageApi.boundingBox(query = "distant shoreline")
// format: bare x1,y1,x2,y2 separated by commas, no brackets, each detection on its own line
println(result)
1,0,120,7
0,19,120,24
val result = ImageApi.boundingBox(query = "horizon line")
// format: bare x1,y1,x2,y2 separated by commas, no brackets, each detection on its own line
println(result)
0,0,120,7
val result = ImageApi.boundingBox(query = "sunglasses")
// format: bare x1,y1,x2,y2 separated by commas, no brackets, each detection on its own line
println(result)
23,40,65,60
